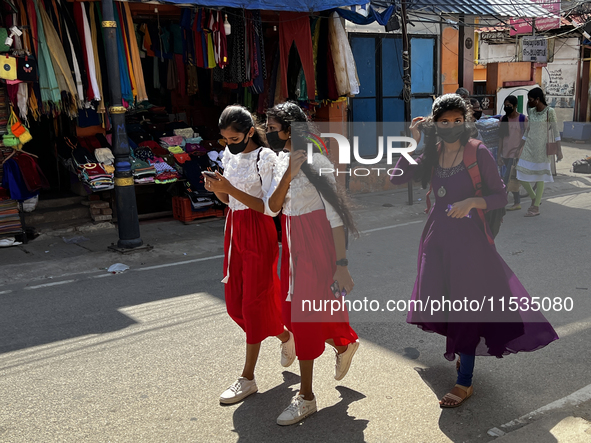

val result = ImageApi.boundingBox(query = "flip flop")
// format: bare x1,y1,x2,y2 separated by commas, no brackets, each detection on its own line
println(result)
440,384,474,409
525,206,540,217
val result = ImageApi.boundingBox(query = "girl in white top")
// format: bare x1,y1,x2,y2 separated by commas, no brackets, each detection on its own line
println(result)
204,105,295,406
264,102,360,426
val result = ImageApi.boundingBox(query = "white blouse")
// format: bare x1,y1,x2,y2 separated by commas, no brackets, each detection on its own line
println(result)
265,151,343,228
222,147,277,211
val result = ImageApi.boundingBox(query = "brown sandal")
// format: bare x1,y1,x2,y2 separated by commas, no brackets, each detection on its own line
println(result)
525,205,540,217
440,384,474,409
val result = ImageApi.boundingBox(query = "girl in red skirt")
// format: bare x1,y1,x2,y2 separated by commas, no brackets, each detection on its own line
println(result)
265,102,360,425
205,105,296,405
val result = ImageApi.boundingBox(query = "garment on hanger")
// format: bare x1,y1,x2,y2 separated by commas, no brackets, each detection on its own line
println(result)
278,12,315,100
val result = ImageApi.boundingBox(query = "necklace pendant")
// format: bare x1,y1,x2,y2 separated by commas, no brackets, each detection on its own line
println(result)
437,186,447,198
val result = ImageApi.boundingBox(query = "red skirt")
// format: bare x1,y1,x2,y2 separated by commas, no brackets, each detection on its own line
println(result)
281,210,358,360
223,209,283,344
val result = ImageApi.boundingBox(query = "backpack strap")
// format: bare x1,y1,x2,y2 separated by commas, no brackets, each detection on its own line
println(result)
464,139,495,245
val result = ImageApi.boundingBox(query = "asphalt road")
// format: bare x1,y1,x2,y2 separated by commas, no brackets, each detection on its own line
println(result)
1,149,591,442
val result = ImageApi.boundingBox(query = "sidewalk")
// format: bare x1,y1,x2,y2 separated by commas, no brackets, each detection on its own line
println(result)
2,141,590,288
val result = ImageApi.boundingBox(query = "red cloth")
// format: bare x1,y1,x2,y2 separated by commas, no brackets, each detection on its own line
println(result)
326,37,339,101
281,210,358,360
278,12,315,99
139,141,169,157
14,154,48,192
26,0,39,56
73,3,93,102
193,9,204,68
174,54,186,97
223,209,284,344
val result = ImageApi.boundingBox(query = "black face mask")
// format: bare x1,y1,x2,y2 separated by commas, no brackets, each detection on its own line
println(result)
227,133,250,155
473,111,482,120
266,131,287,151
504,106,514,115
437,124,465,144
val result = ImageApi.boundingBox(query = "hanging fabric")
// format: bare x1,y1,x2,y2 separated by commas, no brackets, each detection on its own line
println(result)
212,10,228,68
328,12,359,97
117,3,138,100
80,3,101,103
123,2,148,102
278,12,315,100
112,3,133,104
33,0,65,109
26,0,38,56
88,4,105,113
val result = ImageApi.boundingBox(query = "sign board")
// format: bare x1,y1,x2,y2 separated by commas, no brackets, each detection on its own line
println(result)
510,0,561,36
479,31,511,42
522,37,548,62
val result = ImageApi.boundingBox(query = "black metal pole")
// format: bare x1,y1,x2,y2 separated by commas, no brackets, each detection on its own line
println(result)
458,14,465,88
401,0,413,205
102,0,142,248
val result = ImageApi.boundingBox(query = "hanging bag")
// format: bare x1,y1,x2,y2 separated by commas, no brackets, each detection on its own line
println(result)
0,53,17,80
546,110,559,156
8,107,32,144
16,54,38,82
507,162,520,193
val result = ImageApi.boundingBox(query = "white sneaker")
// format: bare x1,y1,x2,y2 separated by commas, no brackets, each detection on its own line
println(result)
276,394,317,426
219,377,258,404
334,340,359,381
280,331,296,367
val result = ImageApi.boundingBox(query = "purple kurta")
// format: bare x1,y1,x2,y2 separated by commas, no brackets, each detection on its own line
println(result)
391,143,558,360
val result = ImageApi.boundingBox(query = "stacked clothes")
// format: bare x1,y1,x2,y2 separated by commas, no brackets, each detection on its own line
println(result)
131,157,156,184
0,198,22,238
77,163,114,191
150,158,181,184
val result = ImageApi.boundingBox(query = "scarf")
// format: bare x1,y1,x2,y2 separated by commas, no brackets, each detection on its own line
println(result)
123,2,148,102
38,4,77,98
33,0,62,108
80,3,100,102
89,5,105,113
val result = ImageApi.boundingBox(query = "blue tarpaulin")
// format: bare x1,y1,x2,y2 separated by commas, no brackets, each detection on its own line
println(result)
334,5,394,25
156,0,364,12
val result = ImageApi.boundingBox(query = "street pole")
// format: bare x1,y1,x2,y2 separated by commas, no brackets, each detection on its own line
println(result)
401,0,414,204
102,0,143,249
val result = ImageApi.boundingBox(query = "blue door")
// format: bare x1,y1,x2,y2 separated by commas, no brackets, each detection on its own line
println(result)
350,34,436,157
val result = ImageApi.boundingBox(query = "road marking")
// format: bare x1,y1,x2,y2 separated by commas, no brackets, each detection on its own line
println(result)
489,383,591,434
24,280,76,290
0,290,12,295
92,273,116,278
136,255,225,271
361,220,424,234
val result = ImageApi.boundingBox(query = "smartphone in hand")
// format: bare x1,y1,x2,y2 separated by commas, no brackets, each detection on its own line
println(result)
331,281,347,298
202,171,219,179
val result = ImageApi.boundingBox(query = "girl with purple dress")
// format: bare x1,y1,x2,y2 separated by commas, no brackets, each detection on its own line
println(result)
390,94,558,408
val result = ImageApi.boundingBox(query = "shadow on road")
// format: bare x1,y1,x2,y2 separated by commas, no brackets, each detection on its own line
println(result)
231,372,368,442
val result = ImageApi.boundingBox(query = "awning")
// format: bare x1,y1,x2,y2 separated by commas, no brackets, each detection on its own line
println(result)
372,0,552,18
151,0,365,12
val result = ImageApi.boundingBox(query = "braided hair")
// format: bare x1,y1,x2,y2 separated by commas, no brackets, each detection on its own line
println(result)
266,102,359,237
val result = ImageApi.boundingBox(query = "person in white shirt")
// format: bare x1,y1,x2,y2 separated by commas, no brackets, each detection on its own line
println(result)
264,102,360,426
204,105,296,406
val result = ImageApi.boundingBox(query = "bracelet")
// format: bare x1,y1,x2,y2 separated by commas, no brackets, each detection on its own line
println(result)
336,258,348,267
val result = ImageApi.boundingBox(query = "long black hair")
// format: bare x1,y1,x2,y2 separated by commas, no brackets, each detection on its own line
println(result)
528,87,547,106
414,94,475,189
218,105,267,147
266,102,359,237
498,95,519,139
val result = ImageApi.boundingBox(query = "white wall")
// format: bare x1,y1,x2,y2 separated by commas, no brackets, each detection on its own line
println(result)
482,38,579,127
